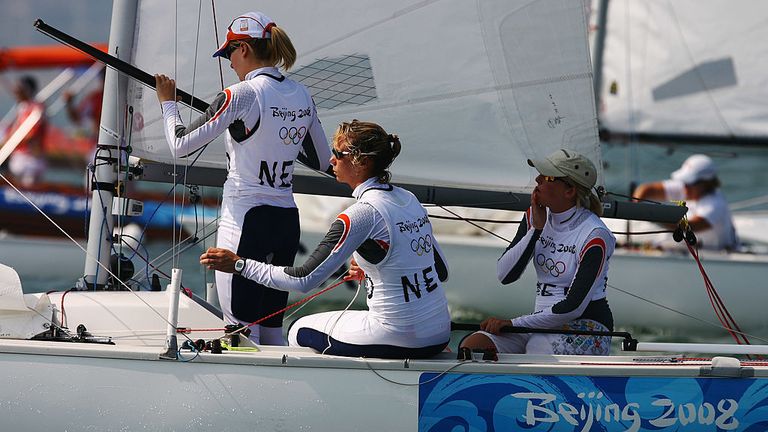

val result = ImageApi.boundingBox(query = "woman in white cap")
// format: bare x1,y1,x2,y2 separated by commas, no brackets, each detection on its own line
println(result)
201,120,451,358
460,149,615,355
634,154,738,251
155,11,332,345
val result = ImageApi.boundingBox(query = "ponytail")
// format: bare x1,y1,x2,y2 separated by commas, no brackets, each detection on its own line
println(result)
575,184,603,216
335,120,402,184
268,26,296,70
245,24,296,71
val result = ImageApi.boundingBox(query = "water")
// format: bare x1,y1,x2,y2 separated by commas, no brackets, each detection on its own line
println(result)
602,141,768,210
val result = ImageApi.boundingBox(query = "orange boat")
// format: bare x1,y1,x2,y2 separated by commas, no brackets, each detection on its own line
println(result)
0,43,108,71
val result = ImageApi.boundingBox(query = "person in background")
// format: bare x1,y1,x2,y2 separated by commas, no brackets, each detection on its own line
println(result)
63,70,104,143
155,11,331,345
460,149,615,356
3,75,47,186
633,154,738,251
200,120,451,358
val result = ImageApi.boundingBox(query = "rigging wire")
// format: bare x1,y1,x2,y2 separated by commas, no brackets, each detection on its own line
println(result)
0,174,200,344
173,0,179,268
322,280,362,355
608,283,767,344
174,0,205,266
434,205,511,243
211,0,224,91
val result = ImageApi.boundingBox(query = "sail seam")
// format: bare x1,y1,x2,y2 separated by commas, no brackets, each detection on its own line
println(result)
324,72,592,116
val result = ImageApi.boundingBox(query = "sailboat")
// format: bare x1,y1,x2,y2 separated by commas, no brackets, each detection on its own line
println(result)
1,0,767,430
593,0,768,228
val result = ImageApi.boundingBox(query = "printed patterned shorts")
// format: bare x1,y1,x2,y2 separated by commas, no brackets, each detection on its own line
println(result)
480,319,611,355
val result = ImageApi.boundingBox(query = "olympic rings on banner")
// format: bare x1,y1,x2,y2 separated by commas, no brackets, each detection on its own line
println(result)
279,126,307,145
410,234,433,256
536,253,566,277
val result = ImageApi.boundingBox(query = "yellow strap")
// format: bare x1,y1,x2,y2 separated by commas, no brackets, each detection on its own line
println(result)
221,340,260,352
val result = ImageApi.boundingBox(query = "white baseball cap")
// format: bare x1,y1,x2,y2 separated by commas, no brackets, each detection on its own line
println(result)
527,148,597,189
671,154,717,185
212,12,275,58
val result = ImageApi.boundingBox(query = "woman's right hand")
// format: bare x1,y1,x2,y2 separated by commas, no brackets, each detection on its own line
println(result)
530,189,546,230
199,247,240,273
346,258,365,281
479,317,513,335
154,74,177,103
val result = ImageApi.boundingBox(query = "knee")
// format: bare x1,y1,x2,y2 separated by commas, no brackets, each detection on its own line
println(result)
459,332,495,351
286,317,304,346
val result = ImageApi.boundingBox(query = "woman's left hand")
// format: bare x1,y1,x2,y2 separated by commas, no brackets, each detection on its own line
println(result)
155,74,177,103
200,247,240,273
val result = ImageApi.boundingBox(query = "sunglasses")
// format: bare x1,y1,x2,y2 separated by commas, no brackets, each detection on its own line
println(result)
332,148,352,159
222,42,243,60
543,175,572,186
331,147,378,159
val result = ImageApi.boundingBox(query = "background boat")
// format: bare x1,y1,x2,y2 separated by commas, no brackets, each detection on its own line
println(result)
593,0,768,233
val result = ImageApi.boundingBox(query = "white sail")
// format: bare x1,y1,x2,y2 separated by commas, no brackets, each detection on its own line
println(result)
127,0,601,194
598,0,768,143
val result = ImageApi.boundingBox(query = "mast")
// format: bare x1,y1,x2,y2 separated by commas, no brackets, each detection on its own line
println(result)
82,0,138,289
592,0,609,111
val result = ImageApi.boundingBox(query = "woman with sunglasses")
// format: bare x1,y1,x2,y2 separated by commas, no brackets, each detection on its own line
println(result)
201,120,452,358
155,11,331,345
460,149,615,356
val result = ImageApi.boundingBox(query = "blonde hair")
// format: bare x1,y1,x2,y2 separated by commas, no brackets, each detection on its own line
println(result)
334,120,402,183
245,25,296,70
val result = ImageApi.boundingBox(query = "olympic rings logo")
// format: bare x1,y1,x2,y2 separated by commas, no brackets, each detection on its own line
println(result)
410,234,433,256
279,126,307,145
536,253,566,277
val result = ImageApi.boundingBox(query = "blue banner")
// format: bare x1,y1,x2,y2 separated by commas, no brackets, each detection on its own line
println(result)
0,186,216,229
418,373,768,431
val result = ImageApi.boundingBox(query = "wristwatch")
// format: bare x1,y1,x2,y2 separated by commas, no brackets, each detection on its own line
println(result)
234,258,245,275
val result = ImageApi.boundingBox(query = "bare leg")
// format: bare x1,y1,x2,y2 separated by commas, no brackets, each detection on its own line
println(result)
459,332,498,351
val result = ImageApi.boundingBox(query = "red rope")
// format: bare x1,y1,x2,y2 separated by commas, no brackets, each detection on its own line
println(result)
182,275,360,334
686,243,750,346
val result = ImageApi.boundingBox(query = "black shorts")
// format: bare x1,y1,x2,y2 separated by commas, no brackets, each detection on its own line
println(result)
231,205,300,327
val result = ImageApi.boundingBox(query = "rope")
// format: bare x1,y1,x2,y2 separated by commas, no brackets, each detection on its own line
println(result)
182,275,359,335
435,205,513,243
685,243,751,347
427,213,519,224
